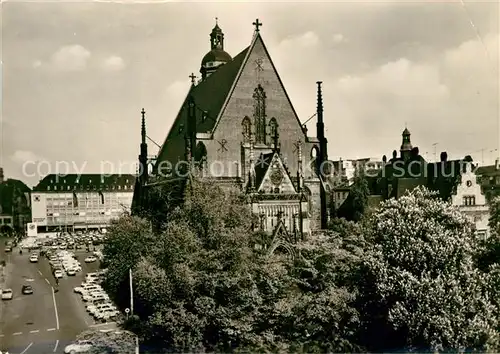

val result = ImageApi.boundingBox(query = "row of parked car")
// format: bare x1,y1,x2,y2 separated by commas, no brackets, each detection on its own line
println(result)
47,250,83,277
74,271,122,322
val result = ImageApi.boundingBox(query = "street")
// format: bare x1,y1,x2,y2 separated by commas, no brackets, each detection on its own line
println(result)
0,240,113,353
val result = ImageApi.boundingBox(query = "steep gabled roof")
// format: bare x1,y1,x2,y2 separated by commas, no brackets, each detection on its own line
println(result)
211,33,306,136
156,47,249,163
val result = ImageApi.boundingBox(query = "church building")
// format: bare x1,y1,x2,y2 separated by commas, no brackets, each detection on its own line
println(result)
134,20,331,238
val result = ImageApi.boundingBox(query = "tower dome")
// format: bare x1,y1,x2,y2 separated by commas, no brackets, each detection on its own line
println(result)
200,19,232,81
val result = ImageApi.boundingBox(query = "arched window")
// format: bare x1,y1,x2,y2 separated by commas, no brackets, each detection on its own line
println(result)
242,116,251,142
253,85,266,144
268,118,278,141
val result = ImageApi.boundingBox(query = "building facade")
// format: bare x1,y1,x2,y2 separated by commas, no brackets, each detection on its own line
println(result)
141,20,331,238
451,162,490,238
0,167,32,233
31,174,135,232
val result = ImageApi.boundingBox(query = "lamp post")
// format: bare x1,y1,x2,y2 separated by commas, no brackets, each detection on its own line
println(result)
129,269,139,354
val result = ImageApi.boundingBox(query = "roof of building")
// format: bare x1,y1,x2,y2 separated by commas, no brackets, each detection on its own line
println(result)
0,179,31,215
33,174,136,192
476,164,500,176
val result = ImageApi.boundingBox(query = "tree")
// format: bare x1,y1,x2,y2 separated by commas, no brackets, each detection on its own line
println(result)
359,186,500,352
101,215,155,310
350,165,370,221
76,328,137,354
104,178,365,353
488,196,500,236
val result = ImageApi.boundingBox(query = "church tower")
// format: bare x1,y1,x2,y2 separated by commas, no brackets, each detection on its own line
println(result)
200,19,233,81
400,127,412,161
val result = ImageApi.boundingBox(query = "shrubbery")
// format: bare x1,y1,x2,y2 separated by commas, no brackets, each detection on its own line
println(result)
102,181,500,353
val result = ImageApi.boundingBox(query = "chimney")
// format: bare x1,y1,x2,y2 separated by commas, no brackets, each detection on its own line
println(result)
496,158,499,170
0,167,4,183
440,151,447,162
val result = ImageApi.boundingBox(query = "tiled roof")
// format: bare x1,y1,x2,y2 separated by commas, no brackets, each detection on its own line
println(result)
156,47,249,163
33,174,136,192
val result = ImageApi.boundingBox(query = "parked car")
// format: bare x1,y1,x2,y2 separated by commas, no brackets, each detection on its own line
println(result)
84,256,97,263
22,285,33,295
1,289,13,300
29,254,39,263
67,268,76,276
5,246,12,252
64,340,93,353
54,270,63,279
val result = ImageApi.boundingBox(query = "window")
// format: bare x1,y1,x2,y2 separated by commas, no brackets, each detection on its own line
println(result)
202,111,208,123
269,118,278,141
463,196,476,206
179,123,184,134
253,85,266,144
242,116,252,141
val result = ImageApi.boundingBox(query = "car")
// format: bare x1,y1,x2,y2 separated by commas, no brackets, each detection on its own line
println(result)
5,246,12,252
84,256,97,263
54,270,63,278
22,285,33,295
67,268,76,276
64,340,93,353
29,254,39,263
1,289,13,300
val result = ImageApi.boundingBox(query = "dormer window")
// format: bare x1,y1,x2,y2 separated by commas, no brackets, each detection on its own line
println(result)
179,124,184,134
54,186,57,191
47,186,51,191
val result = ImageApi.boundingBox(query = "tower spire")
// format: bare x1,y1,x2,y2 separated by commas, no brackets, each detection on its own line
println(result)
316,81,328,230
141,108,146,145
139,108,148,186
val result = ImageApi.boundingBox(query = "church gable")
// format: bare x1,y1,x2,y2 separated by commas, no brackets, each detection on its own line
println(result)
256,152,296,194
205,33,310,178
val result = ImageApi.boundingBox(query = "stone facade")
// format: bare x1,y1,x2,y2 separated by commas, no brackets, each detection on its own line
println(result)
152,24,328,236
451,163,490,238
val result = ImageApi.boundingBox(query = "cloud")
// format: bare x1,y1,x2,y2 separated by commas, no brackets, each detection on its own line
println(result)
32,60,42,69
332,33,347,44
326,32,499,162
11,150,46,164
102,55,126,71
50,44,91,71
278,31,320,50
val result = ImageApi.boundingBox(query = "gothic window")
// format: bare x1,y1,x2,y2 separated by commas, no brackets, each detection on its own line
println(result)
242,116,252,142
269,118,278,138
253,85,266,144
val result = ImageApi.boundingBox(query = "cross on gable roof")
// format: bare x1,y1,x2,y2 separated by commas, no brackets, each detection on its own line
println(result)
156,32,307,167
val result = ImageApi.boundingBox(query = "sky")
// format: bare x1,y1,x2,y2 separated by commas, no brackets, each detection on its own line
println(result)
1,0,499,187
